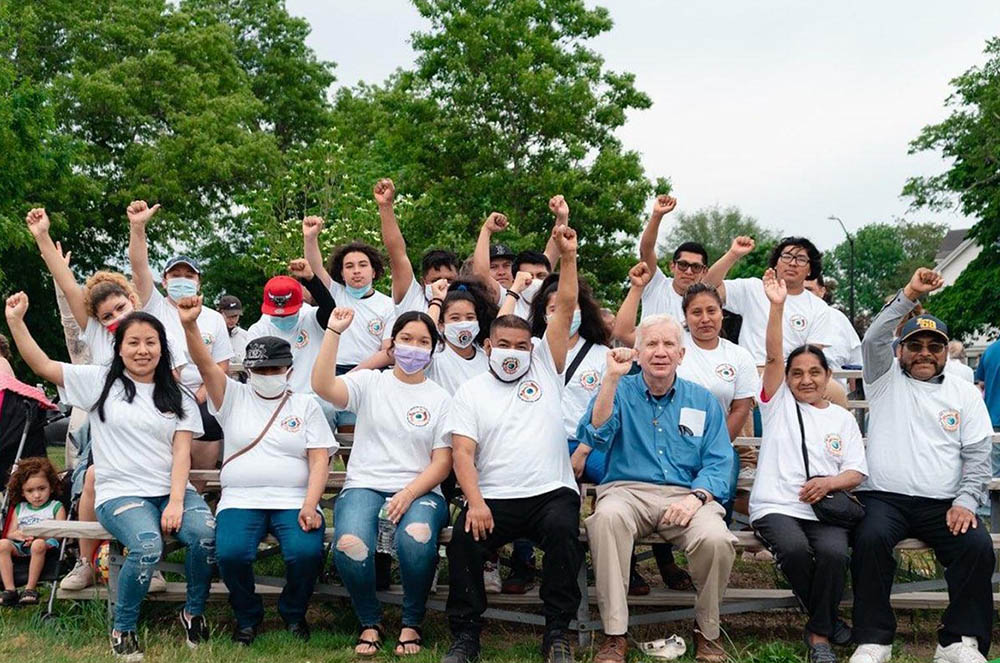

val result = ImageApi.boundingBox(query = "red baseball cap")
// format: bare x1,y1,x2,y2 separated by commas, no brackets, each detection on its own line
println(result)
261,276,303,316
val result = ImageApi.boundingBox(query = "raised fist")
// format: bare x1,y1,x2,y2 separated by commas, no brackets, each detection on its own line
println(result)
907,267,944,296
762,268,787,305
606,347,637,377
553,225,578,255
652,195,677,217
483,212,508,234
5,292,29,322
327,307,355,333
25,208,51,238
302,215,324,239
510,271,534,294
429,278,449,301
729,236,755,258
628,262,653,288
548,195,569,222
126,200,160,227
176,295,203,325
373,179,395,206
288,258,314,281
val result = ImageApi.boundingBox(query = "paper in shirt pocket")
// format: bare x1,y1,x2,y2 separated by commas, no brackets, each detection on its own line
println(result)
678,407,707,437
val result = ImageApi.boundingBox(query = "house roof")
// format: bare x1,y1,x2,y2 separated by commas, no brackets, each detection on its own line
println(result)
935,228,970,262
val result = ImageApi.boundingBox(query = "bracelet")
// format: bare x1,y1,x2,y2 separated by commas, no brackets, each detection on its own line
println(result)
326,327,341,335
428,298,444,308
506,290,521,301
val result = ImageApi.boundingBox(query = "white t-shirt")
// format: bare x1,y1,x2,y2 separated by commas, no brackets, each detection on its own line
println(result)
246,304,326,396
210,379,337,513
142,288,234,390
58,363,203,507
396,277,430,315
82,317,187,371
340,370,452,494
426,344,489,396
750,382,867,523
823,307,862,371
724,279,836,365
444,336,578,499
945,359,975,384
640,267,686,322
561,339,609,440
677,335,758,413
496,285,535,320
328,282,395,366
862,359,994,500
229,327,249,365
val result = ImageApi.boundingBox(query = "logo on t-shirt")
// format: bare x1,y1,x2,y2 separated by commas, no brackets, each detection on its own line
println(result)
201,332,214,346
578,370,601,391
367,318,384,337
938,409,960,432
518,380,542,402
789,315,807,332
280,416,303,432
295,329,309,349
824,433,843,456
407,406,430,427
715,363,736,382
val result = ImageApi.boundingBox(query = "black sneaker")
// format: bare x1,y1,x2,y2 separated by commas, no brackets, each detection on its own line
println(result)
232,623,259,647
110,630,143,662
543,629,574,663
806,641,837,663
831,620,853,647
287,620,311,641
442,631,481,663
501,558,536,594
178,610,208,648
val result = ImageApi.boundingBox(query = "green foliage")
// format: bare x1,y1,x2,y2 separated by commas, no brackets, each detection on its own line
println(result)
903,37,1000,339
659,205,780,279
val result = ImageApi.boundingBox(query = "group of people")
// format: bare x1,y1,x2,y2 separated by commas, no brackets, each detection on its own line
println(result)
0,181,995,663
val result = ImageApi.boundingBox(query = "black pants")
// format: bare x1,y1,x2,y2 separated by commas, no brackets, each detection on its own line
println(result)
753,513,849,637
851,491,995,654
446,487,583,636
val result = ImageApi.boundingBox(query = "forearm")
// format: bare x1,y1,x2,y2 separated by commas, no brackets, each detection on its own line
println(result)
7,319,62,385
54,280,90,364
725,401,751,441
301,274,336,328
704,249,740,288
590,375,620,428
955,435,991,511
611,286,642,346
498,293,518,316
312,330,349,407
404,451,452,499
169,435,192,503
302,450,330,510
829,469,865,492
762,302,785,396
303,233,332,289
454,449,484,506
473,227,501,302
353,348,391,371
36,233,88,326
128,222,154,303
182,322,217,374
379,203,414,302
639,212,664,269
862,289,916,383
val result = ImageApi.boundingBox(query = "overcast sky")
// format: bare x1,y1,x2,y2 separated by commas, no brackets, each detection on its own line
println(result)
286,1,1000,251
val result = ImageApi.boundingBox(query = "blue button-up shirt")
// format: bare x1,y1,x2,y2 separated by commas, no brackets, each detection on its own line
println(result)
576,373,734,502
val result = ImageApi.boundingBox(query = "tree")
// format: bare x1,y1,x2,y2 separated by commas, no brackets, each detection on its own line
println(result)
659,205,781,279
903,37,1000,339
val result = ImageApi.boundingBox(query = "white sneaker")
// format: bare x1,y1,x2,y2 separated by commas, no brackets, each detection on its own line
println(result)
147,570,167,593
933,637,986,663
60,558,96,590
849,643,892,663
483,560,501,594
737,466,756,481
638,634,686,660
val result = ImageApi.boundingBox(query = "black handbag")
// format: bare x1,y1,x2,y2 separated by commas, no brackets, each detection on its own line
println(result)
796,403,865,529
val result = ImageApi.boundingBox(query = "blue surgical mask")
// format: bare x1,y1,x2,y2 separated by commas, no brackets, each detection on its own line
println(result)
345,283,371,299
166,277,198,301
270,312,300,333
546,309,582,336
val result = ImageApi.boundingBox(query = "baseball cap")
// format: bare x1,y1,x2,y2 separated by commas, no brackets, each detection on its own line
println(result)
898,314,949,345
217,295,242,313
243,336,293,369
261,276,303,316
164,255,201,275
489,243,515,261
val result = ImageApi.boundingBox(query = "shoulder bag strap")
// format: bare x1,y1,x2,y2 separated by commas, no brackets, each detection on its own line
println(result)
221,391,292,470
795,402,811,480
564,340,594,386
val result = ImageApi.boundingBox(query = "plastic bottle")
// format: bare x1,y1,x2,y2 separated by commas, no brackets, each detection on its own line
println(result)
377,497,396,555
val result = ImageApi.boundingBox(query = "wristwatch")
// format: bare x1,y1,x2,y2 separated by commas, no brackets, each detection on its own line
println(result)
691,490,709,505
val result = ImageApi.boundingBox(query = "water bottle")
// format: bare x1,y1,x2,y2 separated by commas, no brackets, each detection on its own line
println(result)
377,497,396,555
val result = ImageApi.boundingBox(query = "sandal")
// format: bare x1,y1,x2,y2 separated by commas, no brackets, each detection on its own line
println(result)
19,589,39,605
0,589,18,607
355,624,384,657
395,625,423,656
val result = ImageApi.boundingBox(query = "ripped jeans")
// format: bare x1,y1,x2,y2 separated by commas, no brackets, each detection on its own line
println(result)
96,491,216,632
333,488,448,626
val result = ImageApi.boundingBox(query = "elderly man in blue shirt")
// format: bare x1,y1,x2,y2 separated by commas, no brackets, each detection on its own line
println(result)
579,314,736,663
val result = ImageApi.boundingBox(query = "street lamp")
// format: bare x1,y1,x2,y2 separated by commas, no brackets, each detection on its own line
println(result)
828,215,856,330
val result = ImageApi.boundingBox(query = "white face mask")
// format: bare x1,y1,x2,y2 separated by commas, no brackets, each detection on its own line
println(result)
444,320,480,349
424,283,435,301
488,347,531,383
249,370,289,398
520,278,543,304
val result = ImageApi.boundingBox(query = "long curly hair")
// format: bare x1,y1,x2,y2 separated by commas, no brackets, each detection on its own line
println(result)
5,457,61,507
84,271,139,319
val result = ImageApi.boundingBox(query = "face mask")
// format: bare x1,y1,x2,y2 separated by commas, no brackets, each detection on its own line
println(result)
546,309,582,336
444,320,479,349
104,318,123,335
270,312,299,333
249,370,289,398
345,283,371,299
520,279,543,304
489,347,531,383
165,277,198,301
393,344,432,375
424,283,436,301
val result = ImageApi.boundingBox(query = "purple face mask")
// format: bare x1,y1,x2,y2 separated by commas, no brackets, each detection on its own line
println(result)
393,344,432,375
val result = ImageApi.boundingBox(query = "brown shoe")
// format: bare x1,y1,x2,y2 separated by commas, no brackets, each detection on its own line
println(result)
694,629,727,662
595,634,628,663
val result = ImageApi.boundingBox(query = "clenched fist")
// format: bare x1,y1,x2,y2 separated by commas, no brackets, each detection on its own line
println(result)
373,178,395,206
127,201,160,227
25,208,51,238
302,215,324,239
483,212,508,234
629,262,653,289
652,195,677,217
327,307,355,333
606,347,637,377
548,195,569,223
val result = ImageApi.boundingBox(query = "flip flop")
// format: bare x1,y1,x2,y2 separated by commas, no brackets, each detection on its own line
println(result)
355,624,384,658
395,625,423,656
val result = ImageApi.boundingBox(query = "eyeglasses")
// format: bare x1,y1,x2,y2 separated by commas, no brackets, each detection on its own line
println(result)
673,260,706,274
903,340,946,355
778,253,810,266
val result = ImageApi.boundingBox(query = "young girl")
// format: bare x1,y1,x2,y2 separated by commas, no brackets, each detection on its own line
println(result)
425,278,497,395
0,457,67,606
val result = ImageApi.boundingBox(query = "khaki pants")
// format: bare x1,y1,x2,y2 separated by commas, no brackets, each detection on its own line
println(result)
584,482,736,639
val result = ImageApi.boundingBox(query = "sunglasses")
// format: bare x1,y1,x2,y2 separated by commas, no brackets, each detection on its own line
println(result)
903,340,946,355
673,260,706,274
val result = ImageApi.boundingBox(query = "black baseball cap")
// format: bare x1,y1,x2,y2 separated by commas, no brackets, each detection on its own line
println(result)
243,336,293,369
164,255,201,275
899,314,949,344
489,244,515,261
217,295,242,313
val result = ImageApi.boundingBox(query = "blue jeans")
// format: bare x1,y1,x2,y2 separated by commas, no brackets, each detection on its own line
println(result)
333,488,448,626
216,508,326,628
96,491,215,632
